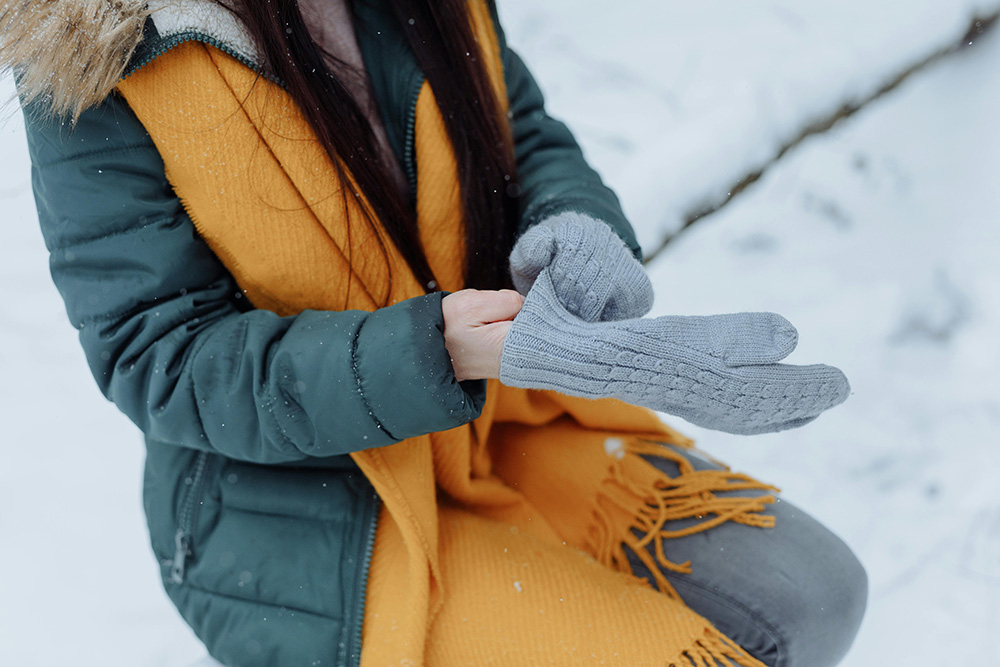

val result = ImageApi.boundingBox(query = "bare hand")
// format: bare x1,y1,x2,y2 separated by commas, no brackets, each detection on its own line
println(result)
442,289,524,381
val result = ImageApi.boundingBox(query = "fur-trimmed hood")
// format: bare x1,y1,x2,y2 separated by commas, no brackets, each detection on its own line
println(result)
0,0,254,119
0,0,149,118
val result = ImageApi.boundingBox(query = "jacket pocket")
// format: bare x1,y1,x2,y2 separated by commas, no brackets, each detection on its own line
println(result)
169,450,213,584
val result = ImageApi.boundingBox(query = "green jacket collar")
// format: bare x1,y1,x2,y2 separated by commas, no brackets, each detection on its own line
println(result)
125,0,423,195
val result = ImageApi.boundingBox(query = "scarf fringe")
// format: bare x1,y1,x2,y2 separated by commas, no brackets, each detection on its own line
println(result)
588,438,779,600
668,630,766,667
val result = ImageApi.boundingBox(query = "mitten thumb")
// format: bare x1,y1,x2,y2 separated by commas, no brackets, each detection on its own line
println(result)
509,223,557,295
658,311,800,366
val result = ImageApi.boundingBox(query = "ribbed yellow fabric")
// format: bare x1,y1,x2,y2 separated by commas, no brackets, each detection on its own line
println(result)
118,3,774,665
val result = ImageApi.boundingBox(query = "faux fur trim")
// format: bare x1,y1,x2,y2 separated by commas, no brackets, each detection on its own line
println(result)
0,0,255,119
0,0,149,119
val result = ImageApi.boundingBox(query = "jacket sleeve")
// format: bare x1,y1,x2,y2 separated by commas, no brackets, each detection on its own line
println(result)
492,8,643,261
23,92,485,465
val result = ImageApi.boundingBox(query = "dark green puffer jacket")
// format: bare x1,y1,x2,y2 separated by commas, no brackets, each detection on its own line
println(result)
22,2,641,665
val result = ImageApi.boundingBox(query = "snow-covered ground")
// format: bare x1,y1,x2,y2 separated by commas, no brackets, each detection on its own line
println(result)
644,24,1000,667
500,0,1000,251
1,1,998,665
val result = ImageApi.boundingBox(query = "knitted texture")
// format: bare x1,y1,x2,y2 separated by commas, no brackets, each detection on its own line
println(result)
510,212,653,321
501,268,851,435
119,9,770,666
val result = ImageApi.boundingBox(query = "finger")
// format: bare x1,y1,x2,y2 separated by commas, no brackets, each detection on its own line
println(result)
469,289,525,324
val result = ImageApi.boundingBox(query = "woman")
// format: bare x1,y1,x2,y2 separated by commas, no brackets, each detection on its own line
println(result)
1,0,866,665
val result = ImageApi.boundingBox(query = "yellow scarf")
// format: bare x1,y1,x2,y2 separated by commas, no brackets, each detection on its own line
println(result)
118,4,774,664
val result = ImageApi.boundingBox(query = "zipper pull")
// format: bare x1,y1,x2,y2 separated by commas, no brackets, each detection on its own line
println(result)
170,529,192,584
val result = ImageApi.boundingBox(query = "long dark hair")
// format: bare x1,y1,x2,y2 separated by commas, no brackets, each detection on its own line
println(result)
225,0,519,298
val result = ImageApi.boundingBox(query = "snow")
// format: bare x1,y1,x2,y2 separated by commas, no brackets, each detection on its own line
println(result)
1,1,999,665
0,63,209,667
643,24,1000,663
498,0,1000,251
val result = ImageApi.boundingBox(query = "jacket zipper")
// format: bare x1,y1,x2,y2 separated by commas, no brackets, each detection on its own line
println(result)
131,30,391,658
170,450,211,584
403,73,424,198
349,489,381,667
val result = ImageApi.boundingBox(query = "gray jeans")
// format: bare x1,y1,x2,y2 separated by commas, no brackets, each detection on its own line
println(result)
627,447,868,667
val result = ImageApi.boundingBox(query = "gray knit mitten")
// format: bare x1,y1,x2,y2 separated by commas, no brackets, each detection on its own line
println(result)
509,212,653,322
500,269,851,435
